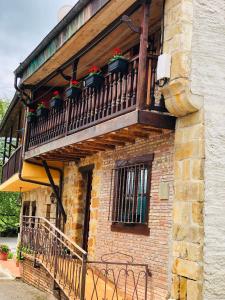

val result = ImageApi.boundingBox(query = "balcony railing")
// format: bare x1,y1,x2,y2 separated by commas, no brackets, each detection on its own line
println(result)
1,146,22,183
26,54,166,151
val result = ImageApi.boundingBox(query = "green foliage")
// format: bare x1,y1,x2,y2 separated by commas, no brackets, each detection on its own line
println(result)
0,192,20,233
0,99,20,234
0,244,10,254
8,252,13,259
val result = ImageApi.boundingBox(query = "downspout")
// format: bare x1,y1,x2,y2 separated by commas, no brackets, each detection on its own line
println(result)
14,75,32,108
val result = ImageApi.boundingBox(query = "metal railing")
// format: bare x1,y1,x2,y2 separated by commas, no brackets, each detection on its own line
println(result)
1,146,22,183
21,216,87,299
21,216,150,300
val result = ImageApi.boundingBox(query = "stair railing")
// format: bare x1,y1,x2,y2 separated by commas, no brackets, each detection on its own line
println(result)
21,216,87,300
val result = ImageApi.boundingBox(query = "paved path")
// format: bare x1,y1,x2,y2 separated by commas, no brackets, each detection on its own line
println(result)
0,264,54,300
0,280,51,300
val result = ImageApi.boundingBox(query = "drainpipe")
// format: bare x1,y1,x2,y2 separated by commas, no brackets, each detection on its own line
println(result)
14,75,32,108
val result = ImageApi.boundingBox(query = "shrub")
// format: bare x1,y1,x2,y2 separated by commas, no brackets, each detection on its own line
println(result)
0,244,10,254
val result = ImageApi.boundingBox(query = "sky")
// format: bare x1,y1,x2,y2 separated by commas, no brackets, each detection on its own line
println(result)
0,0,78,100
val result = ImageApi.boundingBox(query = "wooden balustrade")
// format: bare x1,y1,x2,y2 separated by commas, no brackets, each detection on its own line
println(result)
1,146,22,183
26,54,165,151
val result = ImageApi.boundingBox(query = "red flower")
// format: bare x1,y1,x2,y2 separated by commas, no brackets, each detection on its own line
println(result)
40,99,48,106
29,108,35,113
71,80,79,86
113,47,122,56
53,90,59,96
88,66,100,74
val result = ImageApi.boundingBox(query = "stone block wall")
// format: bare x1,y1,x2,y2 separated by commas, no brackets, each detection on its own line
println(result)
22,186,56,221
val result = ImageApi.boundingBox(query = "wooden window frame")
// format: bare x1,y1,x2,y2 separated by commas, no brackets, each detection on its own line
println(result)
110,154,154,235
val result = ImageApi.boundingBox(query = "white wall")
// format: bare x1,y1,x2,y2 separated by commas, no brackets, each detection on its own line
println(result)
191,0,225,298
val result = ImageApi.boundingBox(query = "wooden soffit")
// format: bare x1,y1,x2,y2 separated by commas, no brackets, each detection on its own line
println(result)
22,0,138,85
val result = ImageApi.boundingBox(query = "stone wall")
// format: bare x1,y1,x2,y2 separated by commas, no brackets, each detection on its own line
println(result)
190,1,225,299
22,186,56,221
162,0,205,299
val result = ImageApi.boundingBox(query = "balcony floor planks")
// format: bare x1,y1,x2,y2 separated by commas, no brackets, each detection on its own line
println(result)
25,110,176,161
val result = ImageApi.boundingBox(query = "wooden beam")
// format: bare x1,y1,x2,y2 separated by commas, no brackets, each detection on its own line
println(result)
136,0,151,110
108,132,136,143
122,127,149,139
67,145,98,155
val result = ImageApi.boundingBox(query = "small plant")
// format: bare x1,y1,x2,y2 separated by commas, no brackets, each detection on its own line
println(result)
36,100,49,117
70,80,81,87
37,100,48,109
16,243,24,263
108,47,128,74
65,80,82,99
0,244,10,254
85,66,104,88
52,90,60,98
27,108,36,123
50,91,63,109
27,108,36,117
8,252,13,260
109,47,127,63
0,244,10,261
87,66,102,77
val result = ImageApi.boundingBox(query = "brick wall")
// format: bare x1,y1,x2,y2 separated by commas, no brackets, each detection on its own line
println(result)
62,131,175,299
21,257,67,299
20,131,174,299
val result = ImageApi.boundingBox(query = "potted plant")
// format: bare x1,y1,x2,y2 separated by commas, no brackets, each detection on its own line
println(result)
65,80,82,99
16,243,24,267
49,91,63,109
108,47,128,74
36,100,49,117
0,244,10,261
84,66,104,89
27,109,36,123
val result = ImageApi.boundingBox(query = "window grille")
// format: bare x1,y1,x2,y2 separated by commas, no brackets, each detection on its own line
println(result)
110,155,153,225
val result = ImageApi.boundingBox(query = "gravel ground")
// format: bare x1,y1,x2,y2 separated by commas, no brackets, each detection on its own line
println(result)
0,280,51,300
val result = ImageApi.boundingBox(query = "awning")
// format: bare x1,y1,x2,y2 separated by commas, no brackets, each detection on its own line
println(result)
0,162,60,192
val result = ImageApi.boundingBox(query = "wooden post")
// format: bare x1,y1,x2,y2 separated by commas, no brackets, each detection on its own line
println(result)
8,126,13,158
16,110,22,148
136,0,151,110
2,135,7,165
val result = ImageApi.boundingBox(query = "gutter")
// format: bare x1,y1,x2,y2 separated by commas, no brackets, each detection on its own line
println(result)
14,0,91,77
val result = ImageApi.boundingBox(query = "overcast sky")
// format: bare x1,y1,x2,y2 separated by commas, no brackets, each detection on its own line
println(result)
0,0,78,100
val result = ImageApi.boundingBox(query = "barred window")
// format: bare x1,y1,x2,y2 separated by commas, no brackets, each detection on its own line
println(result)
110,155,153,228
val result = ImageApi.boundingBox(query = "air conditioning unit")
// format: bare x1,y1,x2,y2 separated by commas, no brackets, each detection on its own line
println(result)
156,53,171,81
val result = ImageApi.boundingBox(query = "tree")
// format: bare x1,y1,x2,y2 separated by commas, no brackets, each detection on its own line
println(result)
0,192,20,233
0,99,20,235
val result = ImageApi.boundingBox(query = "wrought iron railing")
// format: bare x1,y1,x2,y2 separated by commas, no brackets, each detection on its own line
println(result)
1,146,22,183
21,216,150,300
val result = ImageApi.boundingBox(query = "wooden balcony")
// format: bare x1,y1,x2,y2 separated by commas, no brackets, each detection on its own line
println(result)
1,146,22,184
25,54,175,161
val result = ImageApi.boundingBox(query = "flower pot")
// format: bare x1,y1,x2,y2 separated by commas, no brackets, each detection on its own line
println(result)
0,253,8,261
49,97,63,109
36,107,48,118
27,114,36,124
65,86,81,99
108,58,128,74
85,74,104,89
